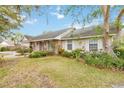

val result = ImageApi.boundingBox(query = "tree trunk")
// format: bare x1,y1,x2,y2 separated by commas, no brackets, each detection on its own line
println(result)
101,5,112,54
116,9,124,41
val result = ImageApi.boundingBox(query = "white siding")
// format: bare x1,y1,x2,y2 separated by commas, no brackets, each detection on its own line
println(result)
97,39,104,51
73,40,81,49
87,39,104,52
61,38,106,52
62,39,89,51
84,39,89,51
62,40,74,51
73,39,87,50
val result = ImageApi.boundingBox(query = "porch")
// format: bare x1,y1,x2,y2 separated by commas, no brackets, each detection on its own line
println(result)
30,40,62,54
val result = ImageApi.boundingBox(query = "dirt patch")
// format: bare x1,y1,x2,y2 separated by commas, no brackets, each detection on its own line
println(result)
0,66,55,88
0,59,18,68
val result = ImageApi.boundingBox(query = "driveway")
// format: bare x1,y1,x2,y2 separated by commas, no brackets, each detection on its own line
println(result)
0,51,23,58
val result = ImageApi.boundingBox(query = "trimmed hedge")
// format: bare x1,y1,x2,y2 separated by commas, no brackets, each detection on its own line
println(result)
0,47,10,52
62,49,83,60
62,51,73,58
29,51,48,58
16,48,32,55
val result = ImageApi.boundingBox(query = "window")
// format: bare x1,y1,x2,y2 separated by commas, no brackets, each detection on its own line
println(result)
89,40,98,51
67,40,72,50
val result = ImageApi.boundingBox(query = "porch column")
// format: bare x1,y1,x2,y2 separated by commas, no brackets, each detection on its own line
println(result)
54,40,61,54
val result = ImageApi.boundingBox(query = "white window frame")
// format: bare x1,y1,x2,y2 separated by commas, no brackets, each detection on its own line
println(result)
67,40,73,50
89,39,98,51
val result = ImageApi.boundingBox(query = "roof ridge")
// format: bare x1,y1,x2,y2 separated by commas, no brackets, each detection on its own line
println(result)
36,27,72,37
32,28,73,41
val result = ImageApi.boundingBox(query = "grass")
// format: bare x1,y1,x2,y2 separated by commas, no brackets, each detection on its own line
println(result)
0,56,124,87
0,68,8,78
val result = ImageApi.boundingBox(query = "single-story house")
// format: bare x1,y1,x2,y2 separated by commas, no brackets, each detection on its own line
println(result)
29,26,123,54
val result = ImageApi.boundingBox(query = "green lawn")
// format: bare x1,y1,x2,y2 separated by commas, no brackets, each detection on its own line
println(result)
0,56,124,88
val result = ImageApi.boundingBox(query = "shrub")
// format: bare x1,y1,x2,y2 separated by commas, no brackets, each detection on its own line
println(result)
62,51,72,58
114,47,124,59
72,49,83,60
29,51,48,58
82,52,124,70
16,48,32,55
29,48,33,53
0,47,9,52
58,48,64,55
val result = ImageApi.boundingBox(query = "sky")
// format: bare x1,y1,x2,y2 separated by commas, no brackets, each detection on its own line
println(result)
12,5,123,36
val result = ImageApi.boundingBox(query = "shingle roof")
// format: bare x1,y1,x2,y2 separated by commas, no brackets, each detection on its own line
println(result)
29,25,118,41
62,26,117,39
32,28,71,41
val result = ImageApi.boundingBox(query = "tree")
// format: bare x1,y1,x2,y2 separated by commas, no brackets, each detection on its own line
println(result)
62,5,124,55
115,8,124,40
0,6,22,32
11,32,24,46
101,5,112,53
0,6,40,32
109,6,124,49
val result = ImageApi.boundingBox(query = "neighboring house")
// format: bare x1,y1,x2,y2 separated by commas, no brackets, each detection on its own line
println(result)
0,35,33,48
29,26,123,54
0,37,14,47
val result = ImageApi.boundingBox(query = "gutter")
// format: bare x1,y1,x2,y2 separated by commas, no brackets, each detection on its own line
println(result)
30,38,59,42
30,34,116,42
61,34,116,40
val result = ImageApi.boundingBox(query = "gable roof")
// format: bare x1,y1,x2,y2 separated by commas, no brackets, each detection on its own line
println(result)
62,26,117,39
32,28,71,41
29,25,118,42
24,35,34,41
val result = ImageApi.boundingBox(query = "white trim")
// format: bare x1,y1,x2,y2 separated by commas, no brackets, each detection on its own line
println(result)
31,38,58,42
67,40,73,50
89,39,98,51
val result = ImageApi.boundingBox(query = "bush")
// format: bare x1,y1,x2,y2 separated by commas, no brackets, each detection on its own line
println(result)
62,51,72,58
58,48,64,55
29,51,48,58
114,47,124,59
72,49,83,60
81,52,124,70
0,47,9,52
16,48,32,55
